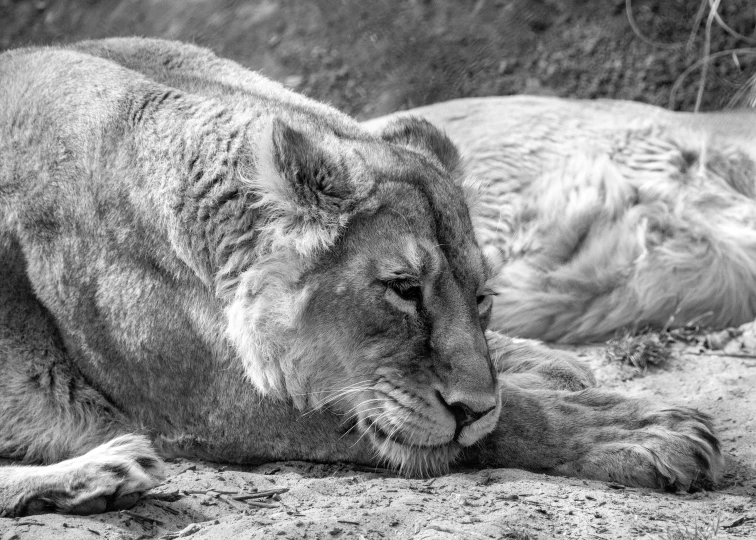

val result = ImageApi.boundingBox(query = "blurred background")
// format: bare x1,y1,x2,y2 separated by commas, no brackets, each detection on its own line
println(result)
1,0,755,119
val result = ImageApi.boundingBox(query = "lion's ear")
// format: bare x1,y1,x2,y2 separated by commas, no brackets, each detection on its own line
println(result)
378,116,461,174
269,119,355,211
250,119,354,257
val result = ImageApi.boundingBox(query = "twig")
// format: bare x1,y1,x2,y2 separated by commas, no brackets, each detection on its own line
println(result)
144,490,183,502
244,500,279,508
695,0,721,112
337,519,361,525
669,48,756,109
723,516,753,529
120,510,164,526
231,488,290,501
153,501,180,515
709,0,756,44
184,489,238,495
219,494,249,511
686,351,756,359
686,0,710,51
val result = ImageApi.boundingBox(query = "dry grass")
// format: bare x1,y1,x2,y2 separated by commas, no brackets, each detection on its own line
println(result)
605,331,674,369
658,514,721,540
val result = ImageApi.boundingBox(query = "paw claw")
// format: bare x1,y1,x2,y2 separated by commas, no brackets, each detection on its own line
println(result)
553,395,724,491
23,499,52,516
633,407,724,491
70,497,108,515
108,492,142,511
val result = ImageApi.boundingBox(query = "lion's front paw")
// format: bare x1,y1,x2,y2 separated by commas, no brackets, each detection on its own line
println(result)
22,434,165,515
555,398,723,491
488,332,596,391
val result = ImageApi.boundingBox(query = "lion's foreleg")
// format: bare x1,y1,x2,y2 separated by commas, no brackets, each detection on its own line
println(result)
0,435,164,517
0,238,164,516
0,340,164,516
467,383,723,491
487,331,596,391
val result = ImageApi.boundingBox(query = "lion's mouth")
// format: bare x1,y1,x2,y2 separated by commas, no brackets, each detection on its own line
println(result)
342,385,499,477
353,412,460,477
364,416,445,449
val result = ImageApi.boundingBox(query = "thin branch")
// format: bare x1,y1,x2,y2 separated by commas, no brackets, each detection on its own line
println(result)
695,0,722,112
669,48,756,109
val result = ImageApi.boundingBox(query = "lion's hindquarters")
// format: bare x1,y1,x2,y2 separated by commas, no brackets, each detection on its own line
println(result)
487,135,756,342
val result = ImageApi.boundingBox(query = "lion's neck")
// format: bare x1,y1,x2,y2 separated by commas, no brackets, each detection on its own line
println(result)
123,96,266,295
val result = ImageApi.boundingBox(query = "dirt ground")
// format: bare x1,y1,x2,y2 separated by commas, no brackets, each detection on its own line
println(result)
1,1,756,539
2,0,755,116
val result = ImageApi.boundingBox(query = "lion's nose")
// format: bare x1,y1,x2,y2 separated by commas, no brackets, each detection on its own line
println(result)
448,401,494,428
437,391,497,436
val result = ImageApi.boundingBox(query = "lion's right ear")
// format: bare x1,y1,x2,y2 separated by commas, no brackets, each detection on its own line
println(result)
250,119,356,257
378,116,461,174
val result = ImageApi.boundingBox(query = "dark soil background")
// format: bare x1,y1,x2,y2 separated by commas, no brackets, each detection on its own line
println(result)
1,0,755,119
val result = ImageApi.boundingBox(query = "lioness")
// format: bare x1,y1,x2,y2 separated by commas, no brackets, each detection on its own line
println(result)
366,97,756,342
0,39,721,516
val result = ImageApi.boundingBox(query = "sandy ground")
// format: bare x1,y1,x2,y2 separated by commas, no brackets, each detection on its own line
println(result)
1,333,754,540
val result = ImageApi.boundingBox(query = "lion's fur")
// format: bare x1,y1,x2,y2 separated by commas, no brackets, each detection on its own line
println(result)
0,39,724,515
366,97,756,342
0,38,499,476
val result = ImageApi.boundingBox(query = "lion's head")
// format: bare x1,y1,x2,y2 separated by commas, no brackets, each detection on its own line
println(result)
225,114,498,475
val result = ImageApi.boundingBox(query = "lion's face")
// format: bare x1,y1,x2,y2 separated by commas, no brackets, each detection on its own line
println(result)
299,175,498,473
227,115,499,475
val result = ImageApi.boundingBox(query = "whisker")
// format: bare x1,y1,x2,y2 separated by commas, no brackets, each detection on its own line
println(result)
300,385,374,417
291,379,373,397
339,405,386,440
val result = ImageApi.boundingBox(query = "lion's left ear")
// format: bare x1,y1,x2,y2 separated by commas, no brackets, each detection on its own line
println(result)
378,116,461,174
250,118,357,258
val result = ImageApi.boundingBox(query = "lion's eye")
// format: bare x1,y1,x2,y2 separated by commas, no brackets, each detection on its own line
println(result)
387,280,422,303
476,293,493,329
477,294,492,313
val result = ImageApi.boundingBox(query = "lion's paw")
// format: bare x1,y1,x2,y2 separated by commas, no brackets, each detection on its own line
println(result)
490,333,596,391
557,402,723,491
22,434,164,516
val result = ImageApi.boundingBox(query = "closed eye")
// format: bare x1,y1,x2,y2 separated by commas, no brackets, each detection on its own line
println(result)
476,289,496,330
386,280,422,304
477,288,498,304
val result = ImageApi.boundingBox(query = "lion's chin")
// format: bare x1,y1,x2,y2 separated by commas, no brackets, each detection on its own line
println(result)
358,418,461,478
